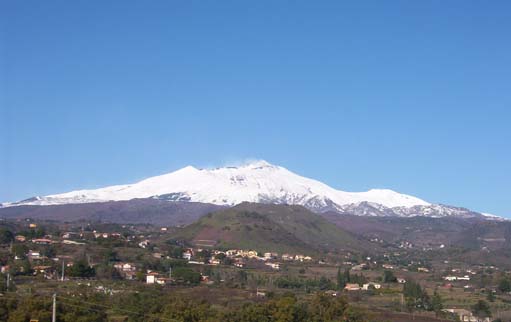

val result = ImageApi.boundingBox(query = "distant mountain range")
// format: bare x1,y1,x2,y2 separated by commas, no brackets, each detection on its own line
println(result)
0,160,499,220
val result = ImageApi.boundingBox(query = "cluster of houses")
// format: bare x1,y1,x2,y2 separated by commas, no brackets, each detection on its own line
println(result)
113,262,137,280
181,248,313,270
444,275,471,281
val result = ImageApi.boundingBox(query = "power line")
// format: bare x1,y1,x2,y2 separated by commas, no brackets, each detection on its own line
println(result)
0,293,182,322
57,295,182,322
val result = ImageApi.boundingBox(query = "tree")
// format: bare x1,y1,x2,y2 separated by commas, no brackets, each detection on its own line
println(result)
11,244,28,259
403,280,431,311
95,264,121,280
318,276,334,290
471,300,491,318
431,290,443,316
383,270,397,283
172,267,201,284
40,245,56,258
103,248,118,263
498,278,511,293
0,229,14,244
336,267,346,290
67,258,95,278
487,290,496,302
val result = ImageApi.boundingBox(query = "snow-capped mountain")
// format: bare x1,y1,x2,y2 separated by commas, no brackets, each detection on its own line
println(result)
0,160,491,219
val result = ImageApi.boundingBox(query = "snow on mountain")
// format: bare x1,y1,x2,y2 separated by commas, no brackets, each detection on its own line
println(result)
0,160,491,219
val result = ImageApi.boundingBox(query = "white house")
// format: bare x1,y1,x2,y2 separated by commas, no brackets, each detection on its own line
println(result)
265,262,280,270
344,283,361,291
146,273,157,284
362,282,382,290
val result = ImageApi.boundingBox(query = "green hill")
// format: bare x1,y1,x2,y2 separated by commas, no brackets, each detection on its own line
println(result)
172,203,368,254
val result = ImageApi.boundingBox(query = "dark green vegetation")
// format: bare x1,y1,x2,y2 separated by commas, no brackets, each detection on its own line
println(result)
0,290,371,322
173,203,370,254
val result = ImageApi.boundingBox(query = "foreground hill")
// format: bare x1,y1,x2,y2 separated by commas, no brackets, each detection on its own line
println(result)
171,203,371,254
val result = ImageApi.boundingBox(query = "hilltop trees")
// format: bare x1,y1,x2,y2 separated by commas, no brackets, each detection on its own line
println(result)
336,267,367,290
471,300,492,319
382,270,397,283
431,290,444,316
67,258,95,278
0,228,14,244
498,277,511,293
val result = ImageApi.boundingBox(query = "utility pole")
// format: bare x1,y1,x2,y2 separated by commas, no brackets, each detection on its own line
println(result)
52,293,56,322
169,266,172,279
6,273,10,289
61,260,65,281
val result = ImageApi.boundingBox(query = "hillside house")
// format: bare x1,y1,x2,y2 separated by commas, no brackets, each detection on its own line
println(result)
146,272,158,284
294,255,312,262
183,250,193,261
344,283,361,291
226,249,238,257
33,265,54,279
32,238,52,245
124,271,137,280
15,235,26,242
114,262,136,272
265,262,280,270
28,250,41,260
152,253,163,259
138,240,150,248
62,232,80,239
156,277,172,285
443,308,490,322
362,282,381,290
282,254,294,261
264,252,278,260
351,263,367,271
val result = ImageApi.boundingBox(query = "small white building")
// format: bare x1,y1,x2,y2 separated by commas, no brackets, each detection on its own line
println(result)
362,282,381,290
182,251,192,261
265,262,280,270
28,250,41,259
146,272,158,284
344,283,361,291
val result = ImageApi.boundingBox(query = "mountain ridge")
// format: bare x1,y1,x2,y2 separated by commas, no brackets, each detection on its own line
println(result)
0,160,498,219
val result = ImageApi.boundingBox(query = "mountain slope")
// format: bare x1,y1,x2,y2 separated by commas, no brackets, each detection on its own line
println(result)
1,160,493,219
0,200,224,226
172,203,371,254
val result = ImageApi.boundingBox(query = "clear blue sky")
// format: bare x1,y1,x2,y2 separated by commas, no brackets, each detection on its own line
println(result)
1,1,510,216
